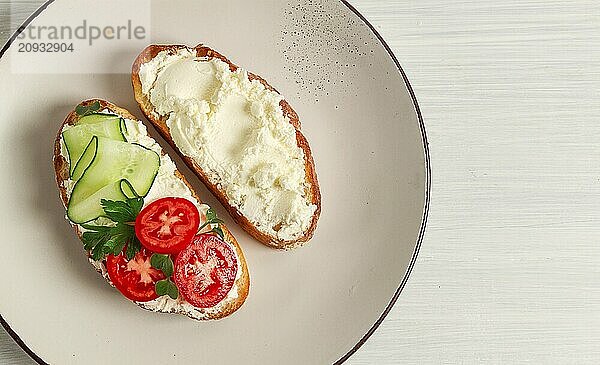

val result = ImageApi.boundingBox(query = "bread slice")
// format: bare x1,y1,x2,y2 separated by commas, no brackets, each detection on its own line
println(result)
131,44,321,249
53,99,249,320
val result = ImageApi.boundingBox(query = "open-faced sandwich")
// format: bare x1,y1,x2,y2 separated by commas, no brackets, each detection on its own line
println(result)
132,44,321,249
53,99,249,320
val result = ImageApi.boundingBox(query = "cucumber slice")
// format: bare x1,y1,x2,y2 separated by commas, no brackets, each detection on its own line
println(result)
70,136,97,182
63,118,125,176
67,180,139,223
77,113,120,125
73,138,160,199
67,137,160,223
67,181,129,223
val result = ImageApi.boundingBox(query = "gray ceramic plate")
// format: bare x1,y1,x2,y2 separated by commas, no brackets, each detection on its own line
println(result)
0,0,429,363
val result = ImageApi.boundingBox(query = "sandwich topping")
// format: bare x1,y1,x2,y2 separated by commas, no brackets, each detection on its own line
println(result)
174,234,238,308
59,106,242,318
135,197,201,254
107,247,165,302
139,48,317,242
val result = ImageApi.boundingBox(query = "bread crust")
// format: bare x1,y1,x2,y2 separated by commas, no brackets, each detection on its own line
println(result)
131,44,321,249
53,99,249,320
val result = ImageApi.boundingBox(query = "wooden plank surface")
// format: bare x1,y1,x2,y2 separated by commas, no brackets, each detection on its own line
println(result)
2,0,600,364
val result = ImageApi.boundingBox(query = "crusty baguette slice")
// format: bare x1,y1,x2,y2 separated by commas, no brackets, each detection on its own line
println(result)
53,99,249,320
132,44,321,249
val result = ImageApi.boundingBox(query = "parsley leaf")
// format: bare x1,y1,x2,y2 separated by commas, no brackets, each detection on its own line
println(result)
125,237,141,260
150,254,174,277
155,280,179,300
211,226,224,240
101,198,143,223
75,101,101,116
81,197,144,261
198,207,225,233
152,254,178,299
205,208,224,224
81,226,111,251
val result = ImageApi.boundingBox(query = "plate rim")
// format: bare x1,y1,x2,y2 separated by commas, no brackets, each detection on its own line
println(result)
332,1,430,363
0,0,431,364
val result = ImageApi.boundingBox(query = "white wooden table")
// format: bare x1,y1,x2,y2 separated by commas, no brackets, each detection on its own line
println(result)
2,0,600,363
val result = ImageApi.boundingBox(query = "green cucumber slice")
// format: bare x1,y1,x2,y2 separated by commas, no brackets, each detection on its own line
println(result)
67,180,139,223
63,117,125,176
70,136,98,182
77,113,120,125
67,137,160,223
67,181,129,223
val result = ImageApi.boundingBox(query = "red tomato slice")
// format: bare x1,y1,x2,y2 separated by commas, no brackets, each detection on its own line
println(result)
135,197,200,254
174,234,238,308
106,247,165,302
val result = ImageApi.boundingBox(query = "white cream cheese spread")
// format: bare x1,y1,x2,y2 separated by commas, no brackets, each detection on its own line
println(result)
60,114,241,319
139,48,317,242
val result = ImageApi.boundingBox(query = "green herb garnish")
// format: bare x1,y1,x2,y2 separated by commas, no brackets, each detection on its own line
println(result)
198,207,225,239
81,197,144,261
75,100,101,116
151,254,179,299
211,226,224,240
150,253,174,277
155,279,179,300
